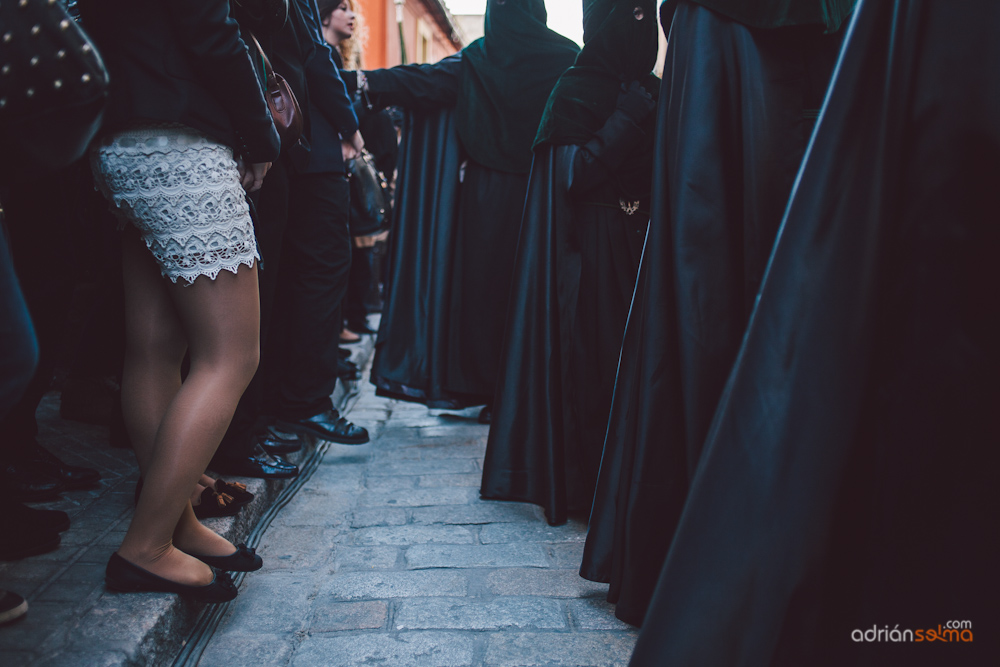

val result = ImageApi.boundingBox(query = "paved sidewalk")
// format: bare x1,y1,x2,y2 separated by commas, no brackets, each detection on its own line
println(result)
200,384,638,666
0,341,373,666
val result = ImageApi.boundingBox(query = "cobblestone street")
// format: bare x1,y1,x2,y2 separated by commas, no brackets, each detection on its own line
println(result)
199,383,638,667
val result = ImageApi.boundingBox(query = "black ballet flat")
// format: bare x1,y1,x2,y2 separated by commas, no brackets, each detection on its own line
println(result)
186,543,262,572
105,553,238,603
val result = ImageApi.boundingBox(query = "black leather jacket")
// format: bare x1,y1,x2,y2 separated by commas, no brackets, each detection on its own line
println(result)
79,0,279,162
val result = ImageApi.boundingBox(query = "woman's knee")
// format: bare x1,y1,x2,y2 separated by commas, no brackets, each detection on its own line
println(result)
124,323,187,368
191,340,259,388
240,343,261,386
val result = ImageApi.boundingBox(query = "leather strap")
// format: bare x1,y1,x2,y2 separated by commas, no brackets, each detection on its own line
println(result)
249,33,276,86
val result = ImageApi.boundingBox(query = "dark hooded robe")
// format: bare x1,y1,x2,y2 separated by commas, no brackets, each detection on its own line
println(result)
630,0,997,664
480,0,658,526
366,1,579,408
580,0,852,626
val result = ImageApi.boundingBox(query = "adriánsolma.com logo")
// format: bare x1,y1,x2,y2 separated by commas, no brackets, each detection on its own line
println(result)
851,620,974,643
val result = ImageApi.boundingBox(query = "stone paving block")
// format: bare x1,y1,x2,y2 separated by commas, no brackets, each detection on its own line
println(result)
484,632,637,667
12,544,84,564
0,600,77,652
272,489,354,527
0,560,65,586
479,522,588,545
348,507,408,528
566,598,634,631
74,544,118,564
322,443,375,464
96,530,129,547
364,474,419,492
348,407,393,421
352,393,394,410
323,570,469,600
394,597,566,631
199,631,295,666
258,525,339,572
417,473,483,488
333,546,402,572
411,441,488,459
67,593,175,655
307,463,367,493
352,524,477,546
309,600,388,632
407,544,549,569
291,631,475,667
484,569,609,598
217,574,316,635
58,529,106,547
57,561,108,584
34,580,104,604
417,426,487,439
371,444,429,462
32,650,129,667
358,487,479,508
410,503,544,525
547,542,587,569
367,459,480,476
385,414,449,427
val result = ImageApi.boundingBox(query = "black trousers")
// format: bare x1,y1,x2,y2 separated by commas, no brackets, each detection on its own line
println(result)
263,171,351,420
343,244,374,329
0,167,87,451
0,217,39,422
216,159,291,460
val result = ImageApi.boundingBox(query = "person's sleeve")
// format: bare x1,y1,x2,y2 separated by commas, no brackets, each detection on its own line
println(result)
296,0,359,137
567,111,650,196
361,55,463,111
161,0,280,162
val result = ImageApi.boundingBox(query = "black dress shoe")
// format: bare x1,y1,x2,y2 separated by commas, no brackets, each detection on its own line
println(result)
257,426,302,455
337,357,361,381
211,445,299,479
279,408,369,445
185,543,262,572
346,320,377,335
23,442,101,490
0,462,64,502
478,405,492,425
105,553,238,603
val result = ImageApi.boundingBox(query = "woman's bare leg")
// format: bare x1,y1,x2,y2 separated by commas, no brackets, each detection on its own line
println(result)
116,230,260,584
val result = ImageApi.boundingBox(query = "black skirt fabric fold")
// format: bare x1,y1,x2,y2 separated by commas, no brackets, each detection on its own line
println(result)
629,0,998,665
481,146,646,525
580,0,842,626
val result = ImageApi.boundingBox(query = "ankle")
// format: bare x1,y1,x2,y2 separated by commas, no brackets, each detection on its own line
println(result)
173,519,234,557
115,540,173,570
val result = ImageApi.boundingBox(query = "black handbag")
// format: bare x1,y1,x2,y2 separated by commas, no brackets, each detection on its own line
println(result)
347,149,390,236
0,0,109,181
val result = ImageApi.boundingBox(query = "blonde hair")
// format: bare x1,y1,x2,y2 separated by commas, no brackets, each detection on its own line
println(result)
338,0,367,70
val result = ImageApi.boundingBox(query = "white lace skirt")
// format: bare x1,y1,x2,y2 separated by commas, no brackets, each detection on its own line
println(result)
91,124,259,285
